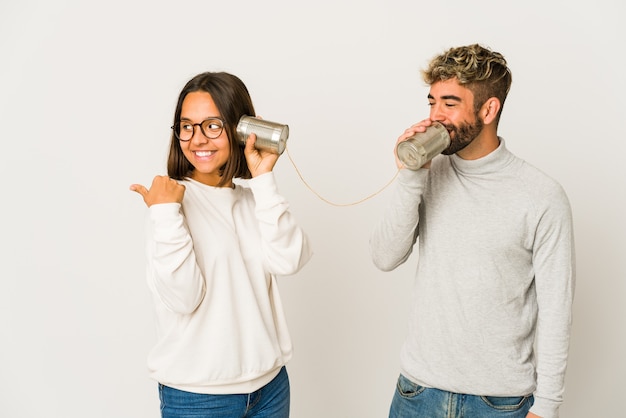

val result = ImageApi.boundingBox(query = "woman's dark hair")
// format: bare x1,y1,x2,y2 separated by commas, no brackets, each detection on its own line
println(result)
167,72,255,186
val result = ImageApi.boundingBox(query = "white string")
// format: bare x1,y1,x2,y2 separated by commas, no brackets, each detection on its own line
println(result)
285,144,399,207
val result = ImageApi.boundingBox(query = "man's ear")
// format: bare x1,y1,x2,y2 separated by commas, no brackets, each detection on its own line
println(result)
480,97,501,125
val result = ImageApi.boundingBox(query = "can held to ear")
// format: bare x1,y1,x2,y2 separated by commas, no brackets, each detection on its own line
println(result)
396,122,450,170
236,116,289,155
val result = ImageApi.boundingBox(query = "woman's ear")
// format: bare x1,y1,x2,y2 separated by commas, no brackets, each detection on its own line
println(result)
481,97,501,125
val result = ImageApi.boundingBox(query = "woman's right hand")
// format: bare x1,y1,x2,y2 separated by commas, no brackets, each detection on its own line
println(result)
129,175,186,207
394,118,434,169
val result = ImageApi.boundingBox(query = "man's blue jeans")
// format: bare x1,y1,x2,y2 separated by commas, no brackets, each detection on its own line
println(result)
158,367,290,418
389,374,534,418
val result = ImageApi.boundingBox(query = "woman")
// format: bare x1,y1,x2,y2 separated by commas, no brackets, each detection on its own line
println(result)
130,71,312,418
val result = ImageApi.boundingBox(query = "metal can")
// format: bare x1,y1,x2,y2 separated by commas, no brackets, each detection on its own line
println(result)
396,122,450,170
236,116,289,155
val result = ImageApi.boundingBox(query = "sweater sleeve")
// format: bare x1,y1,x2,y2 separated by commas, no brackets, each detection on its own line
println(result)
370,168,429,271
247,172,313,276
145,202,206,314
529,184,576,418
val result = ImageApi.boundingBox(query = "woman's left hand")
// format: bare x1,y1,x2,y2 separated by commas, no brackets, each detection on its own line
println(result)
244,132,279,177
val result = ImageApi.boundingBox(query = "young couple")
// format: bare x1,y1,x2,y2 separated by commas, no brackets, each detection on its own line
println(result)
130,44,575,418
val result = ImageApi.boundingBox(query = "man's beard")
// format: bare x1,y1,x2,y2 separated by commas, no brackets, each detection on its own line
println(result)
441,116,484,155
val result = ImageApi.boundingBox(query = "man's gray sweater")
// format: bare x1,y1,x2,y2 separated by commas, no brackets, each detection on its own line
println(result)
370,139,575,418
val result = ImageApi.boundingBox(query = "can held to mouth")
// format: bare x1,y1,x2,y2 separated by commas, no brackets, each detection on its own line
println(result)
396,122,450,170
236,116,289,155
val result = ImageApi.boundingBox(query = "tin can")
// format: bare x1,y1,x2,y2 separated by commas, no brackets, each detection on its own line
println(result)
236,116,289,155
396,122,450,170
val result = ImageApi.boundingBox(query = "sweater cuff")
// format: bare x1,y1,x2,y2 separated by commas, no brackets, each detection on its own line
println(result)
247,172,279,204
530,396,560,418
148,202,181,221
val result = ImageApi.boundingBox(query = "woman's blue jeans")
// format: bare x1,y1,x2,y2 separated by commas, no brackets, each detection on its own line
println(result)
158,367,290,418
389,374,534,418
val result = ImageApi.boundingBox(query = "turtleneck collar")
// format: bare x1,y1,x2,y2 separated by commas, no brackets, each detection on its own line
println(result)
449,137,515,176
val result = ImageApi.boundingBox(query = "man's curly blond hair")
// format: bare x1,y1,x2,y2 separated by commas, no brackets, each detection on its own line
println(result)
422,44,512,123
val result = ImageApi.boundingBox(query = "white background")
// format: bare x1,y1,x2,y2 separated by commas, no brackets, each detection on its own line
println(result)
1,1,623,417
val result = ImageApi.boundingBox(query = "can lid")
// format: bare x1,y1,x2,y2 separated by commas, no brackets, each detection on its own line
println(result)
397,140,426,170
271,125,288,154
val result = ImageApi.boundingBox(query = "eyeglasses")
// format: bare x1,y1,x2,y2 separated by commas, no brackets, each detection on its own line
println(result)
172,117,225,141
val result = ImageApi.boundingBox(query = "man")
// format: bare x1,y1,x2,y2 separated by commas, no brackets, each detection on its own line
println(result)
370,44,575,418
